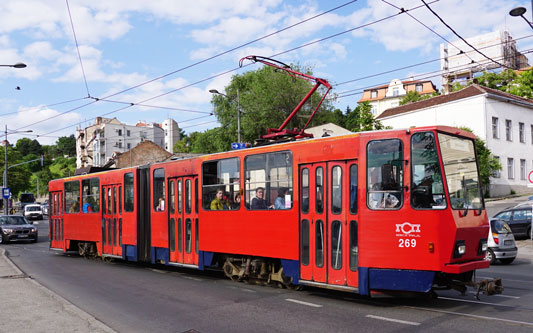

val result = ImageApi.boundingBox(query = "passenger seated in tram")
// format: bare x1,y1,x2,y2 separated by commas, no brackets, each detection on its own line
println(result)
231,193,241,210
251,187,273,209
274,188,290,209
156,197,165,211
210,187,230,210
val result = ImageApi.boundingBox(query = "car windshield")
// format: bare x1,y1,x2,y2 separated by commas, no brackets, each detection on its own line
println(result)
491,220,512,234
27,206,41,211
0,216,29,225
437,133,483,210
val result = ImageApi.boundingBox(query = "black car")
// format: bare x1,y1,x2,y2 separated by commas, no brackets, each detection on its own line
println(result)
0,215,38,243
492,205,532,239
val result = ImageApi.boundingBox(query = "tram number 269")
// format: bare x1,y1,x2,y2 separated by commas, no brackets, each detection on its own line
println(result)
398,239,417,248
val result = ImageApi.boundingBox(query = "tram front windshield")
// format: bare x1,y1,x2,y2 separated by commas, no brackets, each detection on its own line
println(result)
437,133,483,210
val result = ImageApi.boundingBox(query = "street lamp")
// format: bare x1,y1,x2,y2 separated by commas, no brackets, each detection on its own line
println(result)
509,6,533,29
3,126,33,214
209,88,242,143
0,62,27,68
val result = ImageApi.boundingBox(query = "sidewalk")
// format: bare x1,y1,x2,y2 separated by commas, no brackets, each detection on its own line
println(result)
0,248,115,333
516,239,533,258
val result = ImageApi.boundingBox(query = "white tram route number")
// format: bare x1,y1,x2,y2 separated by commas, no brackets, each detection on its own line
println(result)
398,239,417,248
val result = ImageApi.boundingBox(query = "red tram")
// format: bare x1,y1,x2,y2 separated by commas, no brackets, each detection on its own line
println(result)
48,125,502,297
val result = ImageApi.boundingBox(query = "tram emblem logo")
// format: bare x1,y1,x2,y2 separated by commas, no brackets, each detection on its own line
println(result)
396,222,421,235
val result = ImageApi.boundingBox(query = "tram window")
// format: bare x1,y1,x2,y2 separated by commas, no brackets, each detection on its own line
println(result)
153,168,165,212
301,219,310,266
178,180,182,213
301,168,309,213
185,218,192,253
367,139,403,210
195,218,199,254
202,158,240,210
169,180,175,214
315,167,324,214
349,221,358,271
195,179,199,214
245,151,292,210
54,194,58,215
411,132,446,209
178,218,183,252
169,218,175,252
349,165,358,214
185,179,191,214
124,173,134,212
64,180,80,214
81,178,99,213
113,187,117,215
119,186,122,214
102,189,106,214
315,220,324,267
331,166,342,214
108,188,112,214
331,221,342,270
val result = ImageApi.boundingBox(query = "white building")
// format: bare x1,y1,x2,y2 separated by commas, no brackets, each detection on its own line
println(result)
377,84,533,197
358,79,437,117
162,118,180,153
76,117,178,168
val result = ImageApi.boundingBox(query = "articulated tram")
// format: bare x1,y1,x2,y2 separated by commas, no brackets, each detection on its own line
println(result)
48,126,501,297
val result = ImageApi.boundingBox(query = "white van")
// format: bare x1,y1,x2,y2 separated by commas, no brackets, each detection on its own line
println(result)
23,204,43,221
486,219,517,264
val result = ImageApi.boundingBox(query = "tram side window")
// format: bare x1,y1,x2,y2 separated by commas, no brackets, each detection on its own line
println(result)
202,158,240,210
245,151,292,210
411,132,446,209
124,172,134,212
153,168,165,211
367,139,403,210
64,180,80,214
82,178,100,213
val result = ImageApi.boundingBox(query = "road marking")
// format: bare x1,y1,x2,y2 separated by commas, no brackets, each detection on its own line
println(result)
406,306,533,327
438,296,516,308
468,291,520,299
366,315,420,326
285,298,323,308
478,276,533,284
181,275,202,281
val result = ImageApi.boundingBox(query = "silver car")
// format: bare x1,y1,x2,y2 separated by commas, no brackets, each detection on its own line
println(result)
486,219,517,264
0,215,38,244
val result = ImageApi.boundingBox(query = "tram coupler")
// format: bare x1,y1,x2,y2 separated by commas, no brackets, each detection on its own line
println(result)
472,278,503,299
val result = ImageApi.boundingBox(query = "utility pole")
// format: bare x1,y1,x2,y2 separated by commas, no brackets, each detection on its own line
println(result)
237,88,241,143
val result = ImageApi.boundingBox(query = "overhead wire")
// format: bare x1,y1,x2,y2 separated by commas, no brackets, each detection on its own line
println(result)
0,97,90,117
15,1,361,132
29,1,440,137
66,0,91,98
421,0,510,69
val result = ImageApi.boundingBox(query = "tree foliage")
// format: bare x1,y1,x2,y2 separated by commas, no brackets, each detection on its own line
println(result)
56,135,76,157
399,91,439,105
345,102,386,132
453,68,533,99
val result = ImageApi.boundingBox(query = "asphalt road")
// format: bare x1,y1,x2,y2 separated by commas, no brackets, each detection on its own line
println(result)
2,201,533,332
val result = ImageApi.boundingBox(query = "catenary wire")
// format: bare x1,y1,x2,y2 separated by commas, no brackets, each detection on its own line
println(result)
421,0,510,69
0,97,90,117
31,1,439,137
66,0,90,98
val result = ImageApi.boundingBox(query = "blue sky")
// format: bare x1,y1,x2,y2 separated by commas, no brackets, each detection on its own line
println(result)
0,0,532,144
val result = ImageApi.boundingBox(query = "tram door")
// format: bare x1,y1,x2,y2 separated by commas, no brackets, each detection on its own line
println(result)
299,160,359,287
101,184,123,256
49,191,63,249
168,176,199,266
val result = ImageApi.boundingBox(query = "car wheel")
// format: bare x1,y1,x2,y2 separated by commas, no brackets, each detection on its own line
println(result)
485,249,495,264
499,258,515,265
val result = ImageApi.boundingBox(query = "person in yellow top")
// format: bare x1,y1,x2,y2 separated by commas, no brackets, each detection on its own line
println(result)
210,188,230,210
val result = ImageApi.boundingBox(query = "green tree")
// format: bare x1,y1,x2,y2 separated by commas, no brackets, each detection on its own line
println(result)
15,138,43,156
475,69,517,90
460,127,501,197
211,64,336,146
508,69,533,98
345,102,386,132
0,145,32,198
56,135,76,157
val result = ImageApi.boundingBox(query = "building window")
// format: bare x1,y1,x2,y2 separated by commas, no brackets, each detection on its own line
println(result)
392,87,399,96
492,117,499,139
505,119,512,141
370,90,377,98
127,130,130,137
390,101,399,107
415,83,422,92
202,158,240,210
245,151,293,210
507,158,514,179
127,143,131,149
520,159,526,180
493,156,501,178
371,105,377,115
367,139,403,210
82,178,99,213
519,122,525,143
118,129,122,136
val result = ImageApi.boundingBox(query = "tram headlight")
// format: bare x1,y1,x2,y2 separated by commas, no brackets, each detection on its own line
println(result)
453,240,466,258
478,239,488,255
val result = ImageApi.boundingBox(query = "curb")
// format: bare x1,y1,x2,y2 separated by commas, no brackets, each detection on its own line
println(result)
0,248,116,333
